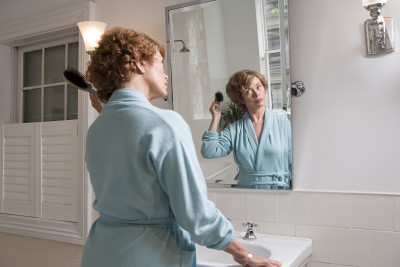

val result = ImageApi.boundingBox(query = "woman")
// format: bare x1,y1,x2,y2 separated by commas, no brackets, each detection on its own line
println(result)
202,70,292,189
82,27,281,267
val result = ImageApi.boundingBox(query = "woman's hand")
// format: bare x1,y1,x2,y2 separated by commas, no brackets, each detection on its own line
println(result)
209,100,222,118
245,253,282,267
208,100,221,132
226,239,282,267
89,92,105,113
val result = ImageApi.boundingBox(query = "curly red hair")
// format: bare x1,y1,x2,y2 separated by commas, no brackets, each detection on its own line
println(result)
86,27,165,102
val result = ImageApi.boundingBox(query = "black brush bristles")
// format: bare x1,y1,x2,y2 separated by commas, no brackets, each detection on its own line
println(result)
215,91,224,102
63,67,96,93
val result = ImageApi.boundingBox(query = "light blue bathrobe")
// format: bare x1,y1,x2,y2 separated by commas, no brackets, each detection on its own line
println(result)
202,107,292,189
82,89,234,267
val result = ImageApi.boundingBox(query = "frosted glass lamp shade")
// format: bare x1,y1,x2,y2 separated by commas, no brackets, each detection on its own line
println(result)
77,21,107,53
362,0,387,7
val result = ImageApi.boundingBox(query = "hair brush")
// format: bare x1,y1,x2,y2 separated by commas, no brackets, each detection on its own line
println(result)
215,91,224,102
214,91,224,112
63,67,169,101
63,67,96,93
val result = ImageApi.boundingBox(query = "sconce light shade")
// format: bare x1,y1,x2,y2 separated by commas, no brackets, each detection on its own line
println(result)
77,21,107,54
362,0,387,7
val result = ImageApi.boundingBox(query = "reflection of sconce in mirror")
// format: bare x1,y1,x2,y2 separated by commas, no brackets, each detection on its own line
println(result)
174,40,190,52
362,0,394,55
77,21,107,55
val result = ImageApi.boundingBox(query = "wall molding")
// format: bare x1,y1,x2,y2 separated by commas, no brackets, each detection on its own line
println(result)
0,2,94,47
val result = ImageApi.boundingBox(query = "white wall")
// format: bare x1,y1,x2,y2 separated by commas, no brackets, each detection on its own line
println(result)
289,0,400,193
0,0,400,266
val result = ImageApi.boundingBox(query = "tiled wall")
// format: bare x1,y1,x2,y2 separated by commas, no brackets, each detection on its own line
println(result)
207,189,400,267
1,190,399,267
171,8,212,121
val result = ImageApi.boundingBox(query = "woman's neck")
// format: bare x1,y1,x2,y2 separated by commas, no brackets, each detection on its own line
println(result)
121,74,151,100
248,105,265,124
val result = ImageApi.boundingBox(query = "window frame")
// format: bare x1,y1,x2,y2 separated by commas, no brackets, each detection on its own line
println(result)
18,37,79,123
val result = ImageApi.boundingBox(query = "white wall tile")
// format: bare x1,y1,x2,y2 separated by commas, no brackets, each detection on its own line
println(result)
296,225,332,263
314,192,350,228
207,190,217,205
351,194,393,231
278,191,313,225
215,190,246,220
373,231,400,267
394,196,400,232
245,190,277,222
331,228,373,267
261,222,296,237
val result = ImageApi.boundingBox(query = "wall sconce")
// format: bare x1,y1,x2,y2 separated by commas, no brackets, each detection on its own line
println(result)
77,21,107,55
362,0,395,55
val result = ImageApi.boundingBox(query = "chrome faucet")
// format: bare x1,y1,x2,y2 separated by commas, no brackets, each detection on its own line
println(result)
242,221,258,240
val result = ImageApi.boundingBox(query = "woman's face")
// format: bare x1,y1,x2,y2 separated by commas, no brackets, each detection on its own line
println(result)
143,50,168,100
240,77,267,110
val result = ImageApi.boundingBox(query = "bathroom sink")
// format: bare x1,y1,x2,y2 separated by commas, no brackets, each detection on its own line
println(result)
196,232,312,267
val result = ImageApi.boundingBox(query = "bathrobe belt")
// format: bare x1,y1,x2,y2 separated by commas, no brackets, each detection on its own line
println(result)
98,213,195,251
237,167,290,185
98,213,177,228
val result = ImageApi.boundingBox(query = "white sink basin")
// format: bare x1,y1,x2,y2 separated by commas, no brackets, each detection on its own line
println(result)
196,232,313,267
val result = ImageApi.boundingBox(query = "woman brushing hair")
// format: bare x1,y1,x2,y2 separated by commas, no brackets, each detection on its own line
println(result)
203,70,292,189
83,27,281,267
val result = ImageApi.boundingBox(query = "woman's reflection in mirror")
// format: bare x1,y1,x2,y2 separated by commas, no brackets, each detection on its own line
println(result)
202,70,292,189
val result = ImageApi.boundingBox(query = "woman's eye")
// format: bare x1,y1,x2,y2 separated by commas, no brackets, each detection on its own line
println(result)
245,90,252,95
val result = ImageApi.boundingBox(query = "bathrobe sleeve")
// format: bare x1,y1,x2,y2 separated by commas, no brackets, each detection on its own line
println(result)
148,113,234,250
201,128,233,159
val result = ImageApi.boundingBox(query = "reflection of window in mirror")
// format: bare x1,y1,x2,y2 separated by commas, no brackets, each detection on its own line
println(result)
260,0,290,114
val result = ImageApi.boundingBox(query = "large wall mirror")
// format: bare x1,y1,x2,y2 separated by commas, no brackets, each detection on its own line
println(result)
165,0,292,189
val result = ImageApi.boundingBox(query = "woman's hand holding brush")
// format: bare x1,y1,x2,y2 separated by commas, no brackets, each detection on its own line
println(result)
208,91,223,132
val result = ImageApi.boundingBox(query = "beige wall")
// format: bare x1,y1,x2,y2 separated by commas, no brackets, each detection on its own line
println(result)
0,232,82,267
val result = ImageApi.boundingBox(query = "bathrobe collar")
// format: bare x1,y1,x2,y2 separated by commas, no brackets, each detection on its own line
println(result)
243,105,273,169
107,88,151,105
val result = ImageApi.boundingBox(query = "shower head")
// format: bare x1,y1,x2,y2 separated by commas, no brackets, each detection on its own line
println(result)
174,40,190,53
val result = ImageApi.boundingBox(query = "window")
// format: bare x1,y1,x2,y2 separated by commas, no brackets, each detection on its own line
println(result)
0,0,95,245
20,39,79,123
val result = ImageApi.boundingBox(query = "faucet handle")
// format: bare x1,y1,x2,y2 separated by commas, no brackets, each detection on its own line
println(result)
242,221,258,229
242,221,257,240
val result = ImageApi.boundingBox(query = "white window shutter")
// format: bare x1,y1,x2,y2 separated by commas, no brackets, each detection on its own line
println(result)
41,120,78,222
2,123,39,217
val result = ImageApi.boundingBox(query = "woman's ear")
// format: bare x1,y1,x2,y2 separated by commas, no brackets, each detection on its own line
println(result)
136,61,146,74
